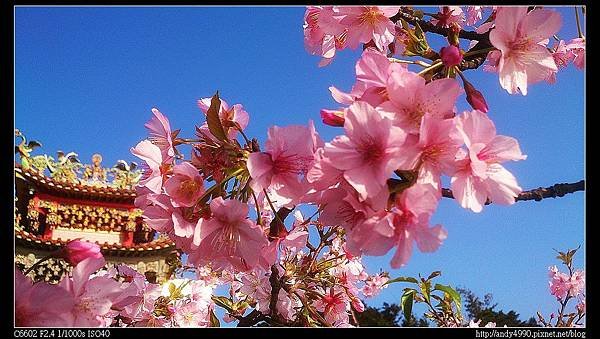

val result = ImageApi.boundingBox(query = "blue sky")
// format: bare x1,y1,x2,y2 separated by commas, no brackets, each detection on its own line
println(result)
15,6,584,325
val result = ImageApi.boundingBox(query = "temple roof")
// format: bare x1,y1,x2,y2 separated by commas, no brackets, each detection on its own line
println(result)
14,130,175,256
16,165,136,203
15,228,176,257
15,129,143,202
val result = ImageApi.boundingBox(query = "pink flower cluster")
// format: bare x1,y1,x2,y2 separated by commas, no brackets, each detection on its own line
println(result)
16,255,217,327
305,49,526,267
486,7,584,95
133,105,272,273
548,265,585,301
16,257,154,327
303,6,400,66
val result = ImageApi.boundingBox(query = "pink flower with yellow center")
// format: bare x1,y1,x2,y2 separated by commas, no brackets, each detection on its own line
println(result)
189,197,268,271
489,7,562,95
338,6,400,52
323,101,406,201
164,162,205,208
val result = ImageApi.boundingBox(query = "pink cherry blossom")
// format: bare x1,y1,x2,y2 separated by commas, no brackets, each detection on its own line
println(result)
327,254,368,293
15,269,75,326
391,23,408,56
323,101,406,201
380,67,462,134
489,7,562,95
303,6,347,66
431,6,465,28
141,194,176,234
108,265,153,321
173,301,210,327
314,287,350,326
346,211,396,258
566,38,585,70
396,115,463,189
545,39,573,84
129,283,163,324
329,49,405,108
140,192,201,244
247,121,321,205
197,97,250,140
305,148,345,196
145,108,175,160
317,187,370,230
338,6,400,52
362,273,390,298
131,140,170,194
483,49,502,73
239,270,271,314
451,110,527,213
189,197,268,271
280,211,309,255
469,319,497,327
163,162,205,207
466,6,483,26
548,265,572,300
59,257,124,327
62,239,103,266
569,270,586,297
389,183,447,268
172,209,201,240
276,289,301,322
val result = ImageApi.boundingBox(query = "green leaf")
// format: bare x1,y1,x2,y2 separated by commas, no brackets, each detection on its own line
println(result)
210,310,221,327
401,289,415,321
434,284,461,311
206,91,228,142
385,276,419,285
211,296,234,311
427,271,442,281
235,301,250,311
420,280,431,304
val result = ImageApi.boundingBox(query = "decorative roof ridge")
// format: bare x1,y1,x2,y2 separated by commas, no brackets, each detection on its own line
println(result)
15,129,142,192
16,166,138,197
14,227,176,253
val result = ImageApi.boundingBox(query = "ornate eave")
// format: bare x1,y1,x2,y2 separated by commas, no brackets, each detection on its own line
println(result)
15,228,176,257
16,165,136,203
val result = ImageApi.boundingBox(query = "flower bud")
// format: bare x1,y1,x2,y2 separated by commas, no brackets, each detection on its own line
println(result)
464,81,489,113
440,45,463,67
448,24,461,46
320,109,345,127
62,239,103,266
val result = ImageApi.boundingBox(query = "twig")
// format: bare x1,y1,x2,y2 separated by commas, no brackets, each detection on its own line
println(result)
440,180,585,204
574,6,584,39
390,8,489,42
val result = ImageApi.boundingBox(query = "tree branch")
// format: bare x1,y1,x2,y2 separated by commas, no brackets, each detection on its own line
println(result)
390,8,490,42
441,180,585,204
268,264,284,325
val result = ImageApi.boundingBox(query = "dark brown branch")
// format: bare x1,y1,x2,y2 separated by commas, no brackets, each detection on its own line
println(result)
268,264,284,325
390,7,494,76
390,8,490,42
236,309,266,327
441,180,585,205
460,41,494,70
268,206,294,240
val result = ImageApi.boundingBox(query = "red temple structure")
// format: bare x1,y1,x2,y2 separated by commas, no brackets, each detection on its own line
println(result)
14,130,176,284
